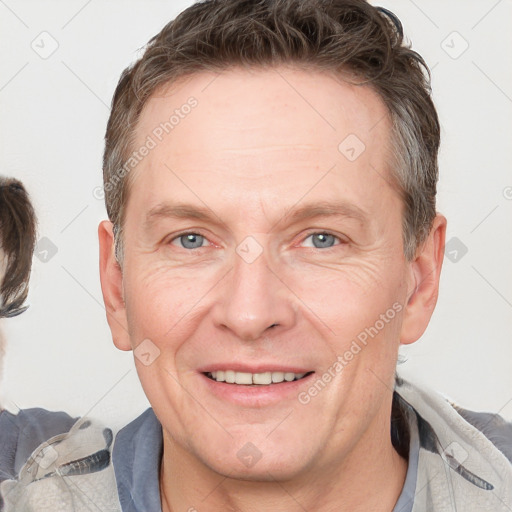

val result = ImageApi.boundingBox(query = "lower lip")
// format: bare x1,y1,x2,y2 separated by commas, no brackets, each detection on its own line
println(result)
199,372,315,407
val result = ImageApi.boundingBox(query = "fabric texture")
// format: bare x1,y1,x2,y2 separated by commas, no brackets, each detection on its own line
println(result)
0,408,77,484
395,378,512,511
0,416,120,512
0,378,510,511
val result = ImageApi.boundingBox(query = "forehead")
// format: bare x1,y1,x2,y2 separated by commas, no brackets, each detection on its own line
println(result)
136,66,390,151
128,67,396,221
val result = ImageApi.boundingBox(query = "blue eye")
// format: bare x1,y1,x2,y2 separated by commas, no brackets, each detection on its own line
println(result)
303,233,339,249
173,233,207,249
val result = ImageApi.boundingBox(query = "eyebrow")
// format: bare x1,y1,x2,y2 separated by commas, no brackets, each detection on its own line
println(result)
283,201,369,225
144,203,218,229
143,200,369,231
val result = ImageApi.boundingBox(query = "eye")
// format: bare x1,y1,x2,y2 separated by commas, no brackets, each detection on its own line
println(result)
301,232,341,249
171,233,208,249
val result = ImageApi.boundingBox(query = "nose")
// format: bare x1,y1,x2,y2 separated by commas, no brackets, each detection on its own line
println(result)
211,245,297,341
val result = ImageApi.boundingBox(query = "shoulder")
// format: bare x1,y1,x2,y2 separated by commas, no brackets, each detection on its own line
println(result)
0,415,121,511
395,377,512,465
451,404,512,464
0,407,77,481
395,376,512,511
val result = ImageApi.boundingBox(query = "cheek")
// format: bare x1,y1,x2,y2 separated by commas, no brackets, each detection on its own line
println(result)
123,260,219,342
122,263,212,415
287,257,405,336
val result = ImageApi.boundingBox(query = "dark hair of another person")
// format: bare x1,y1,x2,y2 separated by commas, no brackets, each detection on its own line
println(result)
0,178,37,318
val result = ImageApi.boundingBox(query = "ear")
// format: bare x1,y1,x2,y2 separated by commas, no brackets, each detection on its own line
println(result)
400,214,447,345
98,220,132,351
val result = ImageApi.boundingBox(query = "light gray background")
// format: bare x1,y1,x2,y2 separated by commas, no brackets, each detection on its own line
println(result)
1,0,511,429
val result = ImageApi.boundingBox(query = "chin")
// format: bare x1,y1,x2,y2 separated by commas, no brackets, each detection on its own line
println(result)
212,456,306,482
199,435,313,482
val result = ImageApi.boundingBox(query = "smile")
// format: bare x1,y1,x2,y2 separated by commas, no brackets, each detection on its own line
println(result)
204,370,314,385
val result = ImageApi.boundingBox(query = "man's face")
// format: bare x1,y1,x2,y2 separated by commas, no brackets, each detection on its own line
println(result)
105,68,420,479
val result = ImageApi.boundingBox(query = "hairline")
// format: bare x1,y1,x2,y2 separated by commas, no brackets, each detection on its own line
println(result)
112,66,416,264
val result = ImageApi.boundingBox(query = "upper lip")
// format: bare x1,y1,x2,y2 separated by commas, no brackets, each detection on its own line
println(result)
198,364,314,374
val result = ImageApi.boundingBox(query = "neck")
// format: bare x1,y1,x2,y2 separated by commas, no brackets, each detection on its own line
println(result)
159,411,408,512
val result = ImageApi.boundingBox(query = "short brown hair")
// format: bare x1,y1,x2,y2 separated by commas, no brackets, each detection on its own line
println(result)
103,0,439,261
0,178,37,318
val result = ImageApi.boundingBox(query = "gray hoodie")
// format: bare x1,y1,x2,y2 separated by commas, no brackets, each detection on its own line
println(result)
1,377,511,511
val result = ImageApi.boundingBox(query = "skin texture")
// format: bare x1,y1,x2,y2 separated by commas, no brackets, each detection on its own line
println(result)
99,67,446,511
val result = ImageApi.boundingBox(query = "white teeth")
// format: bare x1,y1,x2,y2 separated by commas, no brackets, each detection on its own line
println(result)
271,371,284,383
253,372,272,385
235,372,253,385
207,370,309,385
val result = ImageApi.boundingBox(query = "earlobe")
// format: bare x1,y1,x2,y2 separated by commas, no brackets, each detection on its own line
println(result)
400,214,447,345
98,220,132,351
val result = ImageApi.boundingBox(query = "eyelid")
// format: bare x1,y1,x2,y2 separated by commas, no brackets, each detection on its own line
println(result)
164,230,348,250
297,230,348,248
167,230,214,248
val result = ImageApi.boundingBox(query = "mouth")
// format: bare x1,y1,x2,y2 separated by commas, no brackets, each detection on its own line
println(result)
203,370,315,385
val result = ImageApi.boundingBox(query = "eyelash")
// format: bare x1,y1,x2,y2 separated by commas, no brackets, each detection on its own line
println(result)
168,231,345,250
300,231,344,249
169,231,211,249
